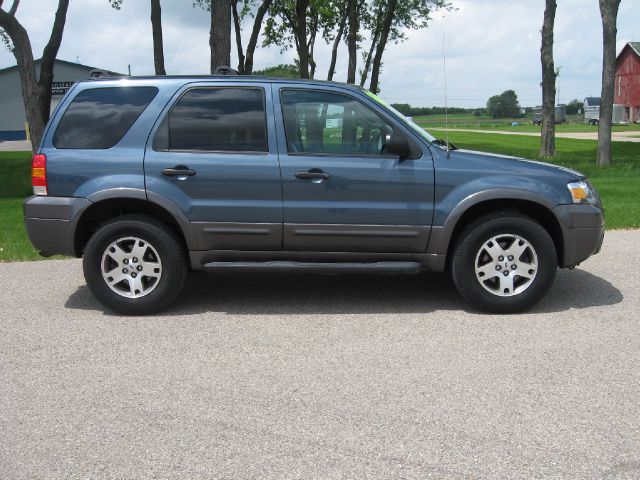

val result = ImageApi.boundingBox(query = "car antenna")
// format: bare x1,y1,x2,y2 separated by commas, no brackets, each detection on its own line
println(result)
442,32,450,159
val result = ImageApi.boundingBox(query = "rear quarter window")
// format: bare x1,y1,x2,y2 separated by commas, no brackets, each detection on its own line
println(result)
53,86,158,149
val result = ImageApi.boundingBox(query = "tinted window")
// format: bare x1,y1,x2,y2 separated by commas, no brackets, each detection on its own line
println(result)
281,89,395,156
53,87,158,149
159,88,267,152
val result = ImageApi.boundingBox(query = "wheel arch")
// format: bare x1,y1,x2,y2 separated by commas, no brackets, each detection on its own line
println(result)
73,196,196,257
430,195,565,268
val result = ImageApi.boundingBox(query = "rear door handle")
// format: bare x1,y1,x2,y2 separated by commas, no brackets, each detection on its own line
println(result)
295,169,331,180
161,165,196,177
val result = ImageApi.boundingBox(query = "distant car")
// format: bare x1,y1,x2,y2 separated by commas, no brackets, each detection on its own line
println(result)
24,75,604,315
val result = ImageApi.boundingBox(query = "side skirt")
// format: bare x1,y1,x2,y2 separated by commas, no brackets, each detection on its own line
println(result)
189,250,446,272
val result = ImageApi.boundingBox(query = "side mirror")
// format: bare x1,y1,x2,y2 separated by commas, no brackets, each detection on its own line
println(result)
383,133,411,160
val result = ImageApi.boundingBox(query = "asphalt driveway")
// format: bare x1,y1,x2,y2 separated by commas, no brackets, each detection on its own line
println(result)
1,230,639,479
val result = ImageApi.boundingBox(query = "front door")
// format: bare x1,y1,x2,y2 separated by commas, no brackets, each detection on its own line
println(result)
273,86,434,253
144,83,282,251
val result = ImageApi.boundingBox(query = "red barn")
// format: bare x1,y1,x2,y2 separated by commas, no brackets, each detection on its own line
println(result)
615,42,640,123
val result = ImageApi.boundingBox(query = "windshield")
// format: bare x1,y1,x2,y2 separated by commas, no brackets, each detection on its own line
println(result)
363,89,438,144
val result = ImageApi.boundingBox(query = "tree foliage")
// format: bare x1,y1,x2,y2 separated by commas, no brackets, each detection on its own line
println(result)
253,63,300,78
565,99,582,115
361,0,452,93
262,0,340,78
486,90,521,119
230,0,273,73
391,103,470,116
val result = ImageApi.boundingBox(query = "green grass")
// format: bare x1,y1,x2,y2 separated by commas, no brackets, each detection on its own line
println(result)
0,198,44,261
413,113,640,133
0,151,56,261
0,151,32,198
443,131,640,229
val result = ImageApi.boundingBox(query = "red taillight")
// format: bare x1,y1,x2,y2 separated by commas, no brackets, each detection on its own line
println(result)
32,153,48,195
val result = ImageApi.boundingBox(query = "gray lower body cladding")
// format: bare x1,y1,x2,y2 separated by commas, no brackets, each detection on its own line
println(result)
23,196,91,257
552,204,605,267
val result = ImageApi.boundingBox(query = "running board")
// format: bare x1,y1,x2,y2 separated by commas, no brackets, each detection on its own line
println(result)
202,261,423,274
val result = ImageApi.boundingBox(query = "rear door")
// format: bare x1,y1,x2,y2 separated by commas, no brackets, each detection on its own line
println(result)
144,82,283,251
273,85,434,252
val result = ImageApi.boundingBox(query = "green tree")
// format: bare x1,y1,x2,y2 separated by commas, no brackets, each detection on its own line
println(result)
253,64,300,77
362,0,452,93
231,0,273,74
262,0,340,78
565,99,582,115
486,90,521,118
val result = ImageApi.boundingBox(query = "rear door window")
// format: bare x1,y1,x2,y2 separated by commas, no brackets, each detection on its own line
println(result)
53,87,158,149
153,87,268,153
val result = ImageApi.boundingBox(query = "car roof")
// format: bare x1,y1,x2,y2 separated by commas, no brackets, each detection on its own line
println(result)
83,74,364,92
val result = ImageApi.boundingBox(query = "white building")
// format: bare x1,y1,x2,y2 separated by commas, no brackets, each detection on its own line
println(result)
0,59,121,140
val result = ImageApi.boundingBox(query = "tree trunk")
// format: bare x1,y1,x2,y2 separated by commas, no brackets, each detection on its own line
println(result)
242,0,272,74
295,0,310,78
597,0,622,166
0,0,69,153
150,0,166,75
307,12,318,79
359,13,381,87
210,0,232,73
327,8,347,81
231,0,245,73
346,0,357,84
539,0,556,158
369,0,396,94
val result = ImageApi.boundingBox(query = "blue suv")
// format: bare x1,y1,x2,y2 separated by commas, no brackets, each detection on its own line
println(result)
24,75,604,314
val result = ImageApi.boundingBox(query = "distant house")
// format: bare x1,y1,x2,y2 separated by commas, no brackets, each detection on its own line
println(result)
0,59,122,141
583,97,600,125
615,42,640,123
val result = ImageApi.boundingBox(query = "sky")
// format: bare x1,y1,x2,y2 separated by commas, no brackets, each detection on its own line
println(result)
0,0,638,108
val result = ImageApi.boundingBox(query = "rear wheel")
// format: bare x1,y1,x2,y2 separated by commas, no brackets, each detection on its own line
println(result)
451,213,557,313
83,215,187,315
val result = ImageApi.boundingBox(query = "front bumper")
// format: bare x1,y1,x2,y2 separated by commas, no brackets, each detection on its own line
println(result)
23,196,91,257
553,203,605,268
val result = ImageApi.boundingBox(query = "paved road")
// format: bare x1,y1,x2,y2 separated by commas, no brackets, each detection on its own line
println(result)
1,230,639,479
429,127,640,142
0,140,31,151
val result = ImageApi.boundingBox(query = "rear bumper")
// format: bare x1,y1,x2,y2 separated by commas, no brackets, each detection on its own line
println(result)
553,203,605,268
23,196,90,257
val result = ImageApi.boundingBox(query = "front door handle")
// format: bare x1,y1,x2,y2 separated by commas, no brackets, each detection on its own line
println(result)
295,169,331,180
161,165,196,177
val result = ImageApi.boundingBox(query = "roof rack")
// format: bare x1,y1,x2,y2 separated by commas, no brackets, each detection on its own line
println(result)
214,66,239,75
88,69,127,79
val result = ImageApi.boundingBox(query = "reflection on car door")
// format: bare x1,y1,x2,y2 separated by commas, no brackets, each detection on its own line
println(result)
274,86,434,253
144,83,283,251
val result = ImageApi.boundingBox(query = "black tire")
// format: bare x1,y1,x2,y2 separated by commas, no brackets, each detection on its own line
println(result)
83,215,187,315
451,212,557,313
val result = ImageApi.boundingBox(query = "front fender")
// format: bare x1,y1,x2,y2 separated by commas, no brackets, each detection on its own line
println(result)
427,184,559,257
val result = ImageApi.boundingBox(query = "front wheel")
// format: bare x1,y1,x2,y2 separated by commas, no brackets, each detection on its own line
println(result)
83,215,187,315
451,213,557,313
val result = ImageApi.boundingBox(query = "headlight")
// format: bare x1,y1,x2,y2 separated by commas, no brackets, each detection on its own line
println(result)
567,180,597,204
